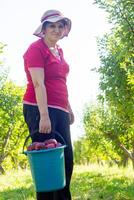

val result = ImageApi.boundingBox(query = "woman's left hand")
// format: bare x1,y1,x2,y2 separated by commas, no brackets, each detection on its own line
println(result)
69,111,75,125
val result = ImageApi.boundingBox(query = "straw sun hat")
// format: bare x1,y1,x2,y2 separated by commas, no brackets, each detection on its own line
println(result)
33,10,72,39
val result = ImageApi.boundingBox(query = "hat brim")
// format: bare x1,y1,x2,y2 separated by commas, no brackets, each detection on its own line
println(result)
33,16,71,38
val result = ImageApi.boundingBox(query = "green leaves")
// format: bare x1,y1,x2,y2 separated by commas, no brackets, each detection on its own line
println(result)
74,0,134,166
95,0,134,164
0,81,28,173
0,43,28,174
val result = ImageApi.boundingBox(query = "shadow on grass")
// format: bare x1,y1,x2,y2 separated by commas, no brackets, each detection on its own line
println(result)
0,185,36,200
1,170,134,200
71,171,134,200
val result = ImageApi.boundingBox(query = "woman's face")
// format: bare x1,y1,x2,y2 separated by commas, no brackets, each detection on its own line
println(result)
43,21,65,42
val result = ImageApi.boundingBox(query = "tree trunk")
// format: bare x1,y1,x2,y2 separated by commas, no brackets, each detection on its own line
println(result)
132,160,134,169
0,165,5,174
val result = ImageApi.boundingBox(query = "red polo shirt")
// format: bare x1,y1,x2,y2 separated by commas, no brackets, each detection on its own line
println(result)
23,39,69,111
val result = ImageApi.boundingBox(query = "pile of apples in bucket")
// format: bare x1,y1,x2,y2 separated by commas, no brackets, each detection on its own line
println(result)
27,139,62,151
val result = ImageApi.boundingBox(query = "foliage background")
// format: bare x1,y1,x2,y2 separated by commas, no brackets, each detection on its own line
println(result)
74,0,134,167
0,0,134,174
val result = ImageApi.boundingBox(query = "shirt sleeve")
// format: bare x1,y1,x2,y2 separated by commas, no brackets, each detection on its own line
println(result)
24,45,44,68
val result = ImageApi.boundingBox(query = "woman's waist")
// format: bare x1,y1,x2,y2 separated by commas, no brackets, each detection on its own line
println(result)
23,101,69,113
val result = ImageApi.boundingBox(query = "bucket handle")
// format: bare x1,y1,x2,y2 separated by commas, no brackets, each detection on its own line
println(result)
23,130,66,154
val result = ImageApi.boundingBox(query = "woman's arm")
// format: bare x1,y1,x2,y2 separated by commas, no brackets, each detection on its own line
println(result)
29,68,51,133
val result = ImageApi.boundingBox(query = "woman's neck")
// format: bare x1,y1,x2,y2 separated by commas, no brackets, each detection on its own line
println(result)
43,37,57,48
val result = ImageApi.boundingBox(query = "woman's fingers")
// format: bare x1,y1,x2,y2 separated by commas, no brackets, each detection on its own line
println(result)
69,112,75,125
39,126,51,133
39,117,51,133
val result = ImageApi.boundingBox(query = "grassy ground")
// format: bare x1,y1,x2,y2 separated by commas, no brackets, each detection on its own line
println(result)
1,164,134,200
72,165,134,200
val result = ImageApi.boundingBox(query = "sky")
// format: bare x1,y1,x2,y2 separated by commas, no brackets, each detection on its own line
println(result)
0,0,111,141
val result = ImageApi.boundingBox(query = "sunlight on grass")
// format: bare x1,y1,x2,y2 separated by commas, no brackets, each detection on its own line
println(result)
71,164,134,200
1,169,31,190
1,164,134,200
0,169,35,200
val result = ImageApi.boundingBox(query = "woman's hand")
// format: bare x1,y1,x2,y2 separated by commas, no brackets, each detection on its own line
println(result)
39,114,51,133
69,111,75,125
67,102,74,125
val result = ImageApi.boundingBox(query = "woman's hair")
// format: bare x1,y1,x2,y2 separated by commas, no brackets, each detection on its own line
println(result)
42,20,67,31
42,21,51,30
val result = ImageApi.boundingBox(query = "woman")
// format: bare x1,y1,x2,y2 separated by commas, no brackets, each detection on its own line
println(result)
23,9,74,200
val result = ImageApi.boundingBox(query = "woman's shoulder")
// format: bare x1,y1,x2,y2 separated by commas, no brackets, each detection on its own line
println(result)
23,39,48,59
29,39,45,49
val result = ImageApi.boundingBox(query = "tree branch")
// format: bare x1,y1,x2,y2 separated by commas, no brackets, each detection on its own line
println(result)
119,144,134,161
117,1,134,35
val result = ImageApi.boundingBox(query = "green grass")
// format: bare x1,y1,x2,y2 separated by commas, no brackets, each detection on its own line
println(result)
0,169,35,200
1,164,134,200
72,165,134,200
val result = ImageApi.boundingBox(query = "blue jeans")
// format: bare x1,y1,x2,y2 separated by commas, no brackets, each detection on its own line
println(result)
23,104,74,200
